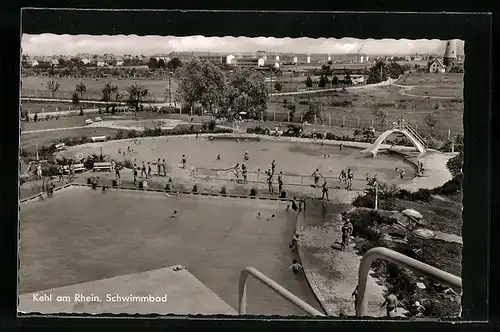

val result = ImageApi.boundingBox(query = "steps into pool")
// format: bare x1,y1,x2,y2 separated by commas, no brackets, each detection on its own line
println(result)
18,265,237,315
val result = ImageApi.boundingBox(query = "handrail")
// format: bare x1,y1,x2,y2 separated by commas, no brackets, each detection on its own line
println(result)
238,267,325,316
403,122,427,149
357,247,462,317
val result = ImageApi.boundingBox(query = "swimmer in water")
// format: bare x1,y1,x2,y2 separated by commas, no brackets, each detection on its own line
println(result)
244,151,249,160
286,205,290,212
217,154,221,160
170,210,177,218
257,212,262,219
266,214,276,221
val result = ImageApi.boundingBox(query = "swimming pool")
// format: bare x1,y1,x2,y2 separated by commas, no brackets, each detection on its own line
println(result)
60,137,416,184
19,186,324,316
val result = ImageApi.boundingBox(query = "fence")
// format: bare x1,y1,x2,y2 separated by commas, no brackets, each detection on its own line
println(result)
357,247,462,317
239,267,325,316
194,168,367,191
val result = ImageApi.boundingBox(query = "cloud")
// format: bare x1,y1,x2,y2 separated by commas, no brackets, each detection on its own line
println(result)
21,34,465,56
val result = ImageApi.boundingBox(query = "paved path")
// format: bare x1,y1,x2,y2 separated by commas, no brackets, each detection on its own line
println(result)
270,78,398,96
19,265,237,315
392,84,459,100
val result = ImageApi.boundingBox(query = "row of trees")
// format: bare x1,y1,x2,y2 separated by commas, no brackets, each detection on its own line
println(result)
176,59,268,120
68,80,148,114
147,57,182,70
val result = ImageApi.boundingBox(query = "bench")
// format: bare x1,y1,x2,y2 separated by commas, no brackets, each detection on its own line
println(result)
63,163,86,174
91,136,107,143
55,143,66,151
85,119,93,125
93,162,112,172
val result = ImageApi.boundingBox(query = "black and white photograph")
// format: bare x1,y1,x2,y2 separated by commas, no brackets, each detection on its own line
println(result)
18,29,465,318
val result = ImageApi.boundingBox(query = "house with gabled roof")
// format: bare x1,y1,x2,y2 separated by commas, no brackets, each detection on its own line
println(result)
428,58,446,73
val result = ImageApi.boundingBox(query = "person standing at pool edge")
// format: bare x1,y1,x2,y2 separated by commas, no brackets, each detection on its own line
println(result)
181,155,187,168
141,162,147,178
347,168,353,190
312,169,321,187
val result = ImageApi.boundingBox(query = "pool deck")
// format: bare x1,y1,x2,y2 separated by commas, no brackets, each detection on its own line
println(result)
19,265,237,315
295,150,456,317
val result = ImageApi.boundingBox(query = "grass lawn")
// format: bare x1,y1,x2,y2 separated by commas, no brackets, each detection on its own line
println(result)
398,72,464,87
407,87,463,98
392,194,463,237
21,127,121,151
21,101,99,114
21,76,179,102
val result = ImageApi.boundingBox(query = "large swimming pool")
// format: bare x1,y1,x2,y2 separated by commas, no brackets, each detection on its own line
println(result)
60,137,416,184
19,186,324,316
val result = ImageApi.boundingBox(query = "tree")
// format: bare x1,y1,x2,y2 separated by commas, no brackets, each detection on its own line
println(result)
331,75,339,87
101,83,118,111
372,108,389,130
305,76,313,89
367,61,388,84
424,112,439,136
44,80,60,98
318,75,328,88
147,57,158,69
284,103,296,122
157,59,166,68
274,82,283,95
225,68,268,120
75,82,87,99
344,74,352,86
303,102,322,123
126,83,149,114
176,59,227,117
72,91,80,105
168,57,182,70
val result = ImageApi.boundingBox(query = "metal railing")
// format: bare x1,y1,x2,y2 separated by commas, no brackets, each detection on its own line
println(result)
194,168,366,190
356,247,462,317
239,267,325,316
402,122,428,149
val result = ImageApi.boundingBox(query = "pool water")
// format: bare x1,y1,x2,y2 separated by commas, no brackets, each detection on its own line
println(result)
61,137,416,184
19,186,324,316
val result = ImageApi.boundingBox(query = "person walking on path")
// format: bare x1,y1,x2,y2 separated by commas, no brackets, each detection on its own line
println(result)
346,168,354,190
321,179,329,201
141,162,147,178
157,158,162,176
289,259,303,274
341,218,354,251
352,285,359,313
181,155,187,168
267,171,274,194
147,162,152,178
381,291,398,317
278,171,284,193
162,159,167,176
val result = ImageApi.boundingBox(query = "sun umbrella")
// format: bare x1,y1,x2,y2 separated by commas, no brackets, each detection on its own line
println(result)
402,208,423,219
413,228,436,239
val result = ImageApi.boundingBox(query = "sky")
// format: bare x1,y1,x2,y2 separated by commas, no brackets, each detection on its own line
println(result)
21,34,465,57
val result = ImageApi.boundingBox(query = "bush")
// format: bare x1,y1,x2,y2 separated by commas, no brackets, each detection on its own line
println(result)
446,152,463,177
250,188,257,197
432,174,463,196
192,184,198,193
116,159,134,169
246,126,270,135
42,165,59,177
220,186,227,195
207,120,216,131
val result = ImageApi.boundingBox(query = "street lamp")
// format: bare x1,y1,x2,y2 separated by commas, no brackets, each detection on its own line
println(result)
168,71,173,110
373,180,378,210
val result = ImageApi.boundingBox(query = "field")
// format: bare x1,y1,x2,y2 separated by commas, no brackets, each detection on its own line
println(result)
266,74,464,138
21,128,121,151
21,76,179,102
21,101,98,114
19,186,323,315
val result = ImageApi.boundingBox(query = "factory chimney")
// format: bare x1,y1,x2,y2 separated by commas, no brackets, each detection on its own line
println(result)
443,39,457,67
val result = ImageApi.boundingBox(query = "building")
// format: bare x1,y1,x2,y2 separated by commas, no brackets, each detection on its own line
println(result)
428,58,446,73
81,58,91,65
309,54,328,63
232,57,259,69
97,61,106,67
350,75,365,85
50,59,59,67
195,53,227,64
30,60,39,67
115,57,124,66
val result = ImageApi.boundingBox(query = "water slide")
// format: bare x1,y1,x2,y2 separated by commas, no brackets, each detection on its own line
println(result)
362,128,426,157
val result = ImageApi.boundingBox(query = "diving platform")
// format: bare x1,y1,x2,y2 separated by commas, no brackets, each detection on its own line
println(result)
18,265,237,315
